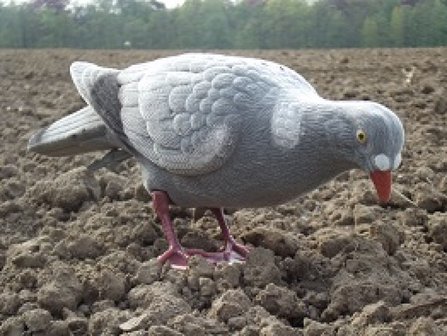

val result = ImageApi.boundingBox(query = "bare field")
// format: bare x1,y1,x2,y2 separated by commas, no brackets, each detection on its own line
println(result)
1,48,447,335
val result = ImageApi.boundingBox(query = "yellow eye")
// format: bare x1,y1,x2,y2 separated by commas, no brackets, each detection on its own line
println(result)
356,130,367,143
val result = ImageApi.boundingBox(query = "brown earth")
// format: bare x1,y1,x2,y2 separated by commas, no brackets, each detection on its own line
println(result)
0,48,447,336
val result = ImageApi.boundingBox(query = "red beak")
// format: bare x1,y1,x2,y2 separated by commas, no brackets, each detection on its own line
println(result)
369,170,392,203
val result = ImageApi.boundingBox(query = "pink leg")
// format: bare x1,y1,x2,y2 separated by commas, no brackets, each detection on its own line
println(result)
152,191,189,269
211,208,250,261
152,191,249,268
184,208,250,263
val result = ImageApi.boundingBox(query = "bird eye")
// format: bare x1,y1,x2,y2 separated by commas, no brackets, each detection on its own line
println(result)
356,130,367,144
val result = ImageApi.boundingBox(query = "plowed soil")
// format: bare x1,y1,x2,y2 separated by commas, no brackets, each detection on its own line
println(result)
1,48,447,336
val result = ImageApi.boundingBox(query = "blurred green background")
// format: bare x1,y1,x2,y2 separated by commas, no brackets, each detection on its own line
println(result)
0,0,446,49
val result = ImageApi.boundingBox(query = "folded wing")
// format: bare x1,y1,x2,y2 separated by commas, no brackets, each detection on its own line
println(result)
70,54,318,176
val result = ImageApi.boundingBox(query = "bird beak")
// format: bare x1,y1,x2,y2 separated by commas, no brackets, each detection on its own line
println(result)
369,170,392,203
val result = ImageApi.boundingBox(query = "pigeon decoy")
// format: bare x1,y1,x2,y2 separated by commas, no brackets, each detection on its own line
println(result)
28,53,405,269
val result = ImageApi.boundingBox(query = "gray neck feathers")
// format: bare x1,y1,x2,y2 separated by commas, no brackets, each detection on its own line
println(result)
229,98,357,205
295,101,356,175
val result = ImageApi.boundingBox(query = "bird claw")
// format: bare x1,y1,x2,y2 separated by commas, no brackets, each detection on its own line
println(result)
223,239,250,261
157,246,189,270
157,240,250,269
185,239,250,265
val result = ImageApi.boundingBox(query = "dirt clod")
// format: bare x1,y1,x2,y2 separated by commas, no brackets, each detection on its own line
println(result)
370,222,403,255
0,292,20,315
351,301,390,327
96,268,127,301
353,204,377,225
255,283,307,321
0,316,25,336
134,259,162,285
243,247,281,287
427,213,447,250
260,323,298,336
434,89,447,114
148,325,183,336
241,227,298,257
408,317,440,336
27,167,101,212
22,308,52,332
66,234,103,259
214,263,242,291
47,320,70,336
37,263,83,315
89,308,131,336
317,228,352,258
414,185,446,213
209,289,252,322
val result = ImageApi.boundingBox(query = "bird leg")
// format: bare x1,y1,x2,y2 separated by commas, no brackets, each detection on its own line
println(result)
152,191,249,268
211,208,250,261
184,208,250,264
152,191,189,269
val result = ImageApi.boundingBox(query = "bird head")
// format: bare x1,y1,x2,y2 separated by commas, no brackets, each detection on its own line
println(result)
324,100,405,203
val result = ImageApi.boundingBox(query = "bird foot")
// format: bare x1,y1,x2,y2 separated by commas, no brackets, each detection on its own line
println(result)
224,239,251,259
157,246,190,270
158,240,250,269
186,239,250,265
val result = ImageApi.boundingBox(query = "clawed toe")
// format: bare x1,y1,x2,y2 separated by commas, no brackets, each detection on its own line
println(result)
226,239,250,258
157,241,250,268
221,239,250,263
185,239,250,265
157,247,189,270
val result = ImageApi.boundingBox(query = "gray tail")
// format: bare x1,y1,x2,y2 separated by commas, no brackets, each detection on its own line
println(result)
28,106,119,157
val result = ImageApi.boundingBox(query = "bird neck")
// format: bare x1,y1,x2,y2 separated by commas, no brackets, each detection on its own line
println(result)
289,97,358,171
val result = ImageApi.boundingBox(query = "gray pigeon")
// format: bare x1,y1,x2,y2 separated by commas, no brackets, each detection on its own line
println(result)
28,53,405,269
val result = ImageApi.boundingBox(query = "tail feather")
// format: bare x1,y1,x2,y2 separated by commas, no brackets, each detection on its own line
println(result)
28,106,118,157
69,61,118,105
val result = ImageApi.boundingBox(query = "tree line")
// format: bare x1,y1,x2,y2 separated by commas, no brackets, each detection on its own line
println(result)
0,0,446,49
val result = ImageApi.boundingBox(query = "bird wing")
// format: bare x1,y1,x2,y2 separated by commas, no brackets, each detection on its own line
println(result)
71,54,318,176
69,61,133,153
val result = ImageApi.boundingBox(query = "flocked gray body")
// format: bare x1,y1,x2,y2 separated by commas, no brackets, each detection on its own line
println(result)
28,53,405,208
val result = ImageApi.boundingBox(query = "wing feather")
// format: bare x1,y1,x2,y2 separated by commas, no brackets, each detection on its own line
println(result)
112,54,319,175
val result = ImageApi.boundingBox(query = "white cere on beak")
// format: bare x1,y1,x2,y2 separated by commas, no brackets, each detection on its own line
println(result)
393,153,402,170
374,154,391,171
